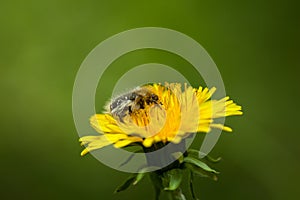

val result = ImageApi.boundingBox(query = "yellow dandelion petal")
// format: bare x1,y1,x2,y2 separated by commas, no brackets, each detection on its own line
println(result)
170,136,182,144
113,137,143,148
80,134,129,156
143,137,155,147
80,149,90,156
197,125,211,133
210,124,233,132
80,139,111,156
90,114,125,134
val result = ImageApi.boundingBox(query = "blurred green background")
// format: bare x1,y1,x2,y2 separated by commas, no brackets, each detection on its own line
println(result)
1,0,299,199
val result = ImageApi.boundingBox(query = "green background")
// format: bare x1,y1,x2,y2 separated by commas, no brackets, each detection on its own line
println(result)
1,0,299,199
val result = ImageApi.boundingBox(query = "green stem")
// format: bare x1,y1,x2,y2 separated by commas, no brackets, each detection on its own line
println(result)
189,171,199,200
149,172,163,200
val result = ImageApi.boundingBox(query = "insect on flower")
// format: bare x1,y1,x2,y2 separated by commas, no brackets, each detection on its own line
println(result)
109,86,160,123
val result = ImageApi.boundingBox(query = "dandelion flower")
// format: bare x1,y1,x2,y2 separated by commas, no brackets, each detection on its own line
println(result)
79,83,242,156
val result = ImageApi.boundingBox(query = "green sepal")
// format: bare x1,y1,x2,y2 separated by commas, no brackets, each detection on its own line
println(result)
187,149,222,163
114,175,137,193
133,166,156,185
133,172,146,185
185,163,218,181
119,149,144,167
183,157,219,174
162,169,183,191
115,166,152,193
205,155,222,163
172,152,184,163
